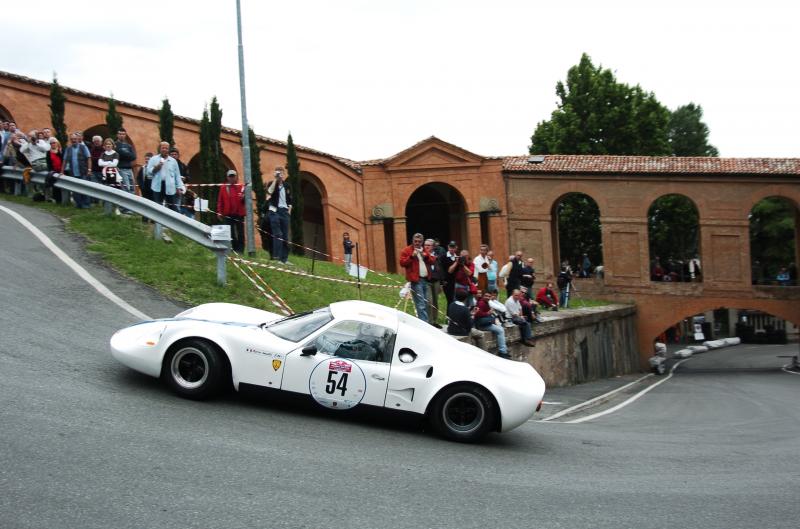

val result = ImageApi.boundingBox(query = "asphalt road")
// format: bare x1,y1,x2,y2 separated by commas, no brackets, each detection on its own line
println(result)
1,199,798,529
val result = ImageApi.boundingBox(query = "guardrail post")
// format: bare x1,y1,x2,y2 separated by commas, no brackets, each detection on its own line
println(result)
60,189,71,206
216,246,229,286
14,181,22,196
154,222,162,240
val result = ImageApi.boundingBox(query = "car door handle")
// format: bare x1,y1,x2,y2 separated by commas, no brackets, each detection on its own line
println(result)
371,374,386,381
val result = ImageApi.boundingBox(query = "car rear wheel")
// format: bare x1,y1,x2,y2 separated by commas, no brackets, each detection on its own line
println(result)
430,384,497,442
164,339,225,400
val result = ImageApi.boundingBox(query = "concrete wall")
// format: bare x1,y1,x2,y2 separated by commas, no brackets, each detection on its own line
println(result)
457,304,639,387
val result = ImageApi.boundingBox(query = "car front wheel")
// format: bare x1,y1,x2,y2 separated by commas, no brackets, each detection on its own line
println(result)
164,339,225,400
430,384,497,442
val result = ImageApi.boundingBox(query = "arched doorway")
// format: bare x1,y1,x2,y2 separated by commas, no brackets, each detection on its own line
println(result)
749,196,798,286
404,182,466,247
647,194,700,282
300,172,327,258
82,123,137,150
186,152,236,223
550,193,602,277
0,104,14,123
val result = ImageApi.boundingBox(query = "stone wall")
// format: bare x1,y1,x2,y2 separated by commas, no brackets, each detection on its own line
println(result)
456,304,639,387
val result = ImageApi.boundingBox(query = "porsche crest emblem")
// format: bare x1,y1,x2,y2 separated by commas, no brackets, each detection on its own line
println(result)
272,359,282,371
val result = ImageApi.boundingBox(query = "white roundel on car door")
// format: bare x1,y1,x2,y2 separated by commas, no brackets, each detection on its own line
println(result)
308,358,367,410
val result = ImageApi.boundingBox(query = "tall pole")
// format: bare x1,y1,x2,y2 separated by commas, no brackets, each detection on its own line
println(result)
236,0,256,256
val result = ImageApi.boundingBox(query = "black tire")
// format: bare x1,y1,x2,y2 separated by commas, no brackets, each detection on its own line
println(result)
163,339,225,400
429,384,497,442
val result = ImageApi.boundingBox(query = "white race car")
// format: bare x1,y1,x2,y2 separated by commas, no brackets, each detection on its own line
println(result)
111,300,546,442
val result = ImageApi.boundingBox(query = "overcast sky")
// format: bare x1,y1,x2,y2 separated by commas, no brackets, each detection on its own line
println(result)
3,0,797,161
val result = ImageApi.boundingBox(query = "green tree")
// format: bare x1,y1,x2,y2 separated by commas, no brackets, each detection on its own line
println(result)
668,103,719,156
49,74,68,147
158,98,175,146
530,53,671,156
557,194,603,268
648,194,700,267
286,133,303,254
197,98,224,223
197,107,214,223
749,197,797,282
246,127,266,240
105,95,123,137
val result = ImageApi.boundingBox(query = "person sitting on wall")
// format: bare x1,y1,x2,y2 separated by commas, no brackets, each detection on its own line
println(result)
446,288,473,337
474,291,510,359
504,289,536,347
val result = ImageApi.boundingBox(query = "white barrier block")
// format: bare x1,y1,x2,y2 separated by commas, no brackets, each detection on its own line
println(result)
687,345,709,353
724,337,741,346
674,349,693,358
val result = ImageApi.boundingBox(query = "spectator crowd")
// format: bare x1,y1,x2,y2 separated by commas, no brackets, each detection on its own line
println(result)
399,234,588,356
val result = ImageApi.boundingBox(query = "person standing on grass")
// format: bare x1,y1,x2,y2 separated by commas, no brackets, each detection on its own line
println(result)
217,169,246,253
147,141,184,212
343,232,354,273
265,166,293,263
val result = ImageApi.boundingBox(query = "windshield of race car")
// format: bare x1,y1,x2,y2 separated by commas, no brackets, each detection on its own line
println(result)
264,308,333,342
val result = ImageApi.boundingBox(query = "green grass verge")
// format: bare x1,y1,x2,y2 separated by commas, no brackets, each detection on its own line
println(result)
1,194,610,318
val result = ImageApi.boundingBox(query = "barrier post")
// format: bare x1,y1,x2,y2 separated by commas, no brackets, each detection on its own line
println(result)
356,242,362,300
154,222,162,240
216,247,229,286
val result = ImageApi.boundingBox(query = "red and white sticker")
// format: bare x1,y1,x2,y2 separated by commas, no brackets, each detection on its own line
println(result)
308,358,366,410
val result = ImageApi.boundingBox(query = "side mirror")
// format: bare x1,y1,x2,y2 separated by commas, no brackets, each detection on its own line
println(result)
301,345,317,356
398,348,417,363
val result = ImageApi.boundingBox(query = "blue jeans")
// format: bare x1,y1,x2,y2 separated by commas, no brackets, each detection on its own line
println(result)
73,173,92,208
476,317,507,356
409,280,429,323
559,284,570,308
513,317,533,341
269,208,290,262
118,168,134,194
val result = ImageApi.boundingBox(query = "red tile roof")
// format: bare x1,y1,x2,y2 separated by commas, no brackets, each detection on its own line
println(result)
502,155,800,175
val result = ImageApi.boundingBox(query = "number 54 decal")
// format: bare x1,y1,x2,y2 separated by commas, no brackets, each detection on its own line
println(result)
326,371,348,396
309,358,366,410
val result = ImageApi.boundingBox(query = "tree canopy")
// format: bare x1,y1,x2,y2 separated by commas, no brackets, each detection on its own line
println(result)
557,193,603,269
530,53,717,158
749,197,797,282
648,194,700,263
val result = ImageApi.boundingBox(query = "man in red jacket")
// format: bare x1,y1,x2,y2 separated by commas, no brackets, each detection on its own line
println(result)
216,169,246,253
399,232,436,323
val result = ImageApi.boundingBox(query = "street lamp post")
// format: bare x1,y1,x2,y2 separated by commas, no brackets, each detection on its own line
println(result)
236,0,256,256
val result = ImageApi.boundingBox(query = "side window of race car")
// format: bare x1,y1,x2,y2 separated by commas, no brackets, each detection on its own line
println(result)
312,320,395,363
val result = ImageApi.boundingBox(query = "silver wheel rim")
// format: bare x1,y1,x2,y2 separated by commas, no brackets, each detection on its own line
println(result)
171,347,209,390
442,392,485,433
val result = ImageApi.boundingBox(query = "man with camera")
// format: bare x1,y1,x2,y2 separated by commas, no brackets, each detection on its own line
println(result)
503,251,524,297
438,241,460,306
265,166,293,263
399,233,436,323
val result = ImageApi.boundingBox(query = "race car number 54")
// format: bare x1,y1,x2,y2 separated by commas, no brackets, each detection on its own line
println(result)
309,358,366,410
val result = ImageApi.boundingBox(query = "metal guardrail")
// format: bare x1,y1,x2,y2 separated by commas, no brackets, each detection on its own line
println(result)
1,166,231,285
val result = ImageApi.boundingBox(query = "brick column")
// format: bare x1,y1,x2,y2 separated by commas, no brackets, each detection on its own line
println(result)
465,212,482,254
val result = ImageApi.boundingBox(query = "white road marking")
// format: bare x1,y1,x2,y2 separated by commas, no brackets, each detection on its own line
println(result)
564,360,688,424
538,373,654,422
781,365,800,376
0,205,151,321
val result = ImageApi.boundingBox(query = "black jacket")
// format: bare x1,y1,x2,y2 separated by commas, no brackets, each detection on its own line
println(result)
115,141,136,169
446,302,472,336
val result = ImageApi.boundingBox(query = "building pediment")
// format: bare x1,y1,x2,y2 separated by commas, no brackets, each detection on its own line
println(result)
383,136,484,171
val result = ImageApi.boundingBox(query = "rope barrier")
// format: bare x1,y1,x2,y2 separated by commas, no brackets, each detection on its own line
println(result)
228,254,293,316
230,256,399,289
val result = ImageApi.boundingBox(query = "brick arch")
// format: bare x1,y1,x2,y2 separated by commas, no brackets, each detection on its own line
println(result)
0,103,14,122
399,179,470,214
402,181,469,248
636,187,708,220
549,190,604,270
299,171,328,257
744,187,800,218
636,294,800,362
544,182,607,218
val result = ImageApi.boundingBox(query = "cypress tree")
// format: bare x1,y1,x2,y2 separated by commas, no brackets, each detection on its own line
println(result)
197,107,213,223
105,95,123,137
158,98,175,146
286,133,303,254
246,127,266,230
49,74,68,147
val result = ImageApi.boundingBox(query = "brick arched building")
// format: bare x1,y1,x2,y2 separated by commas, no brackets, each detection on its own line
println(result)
3,70,799,366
